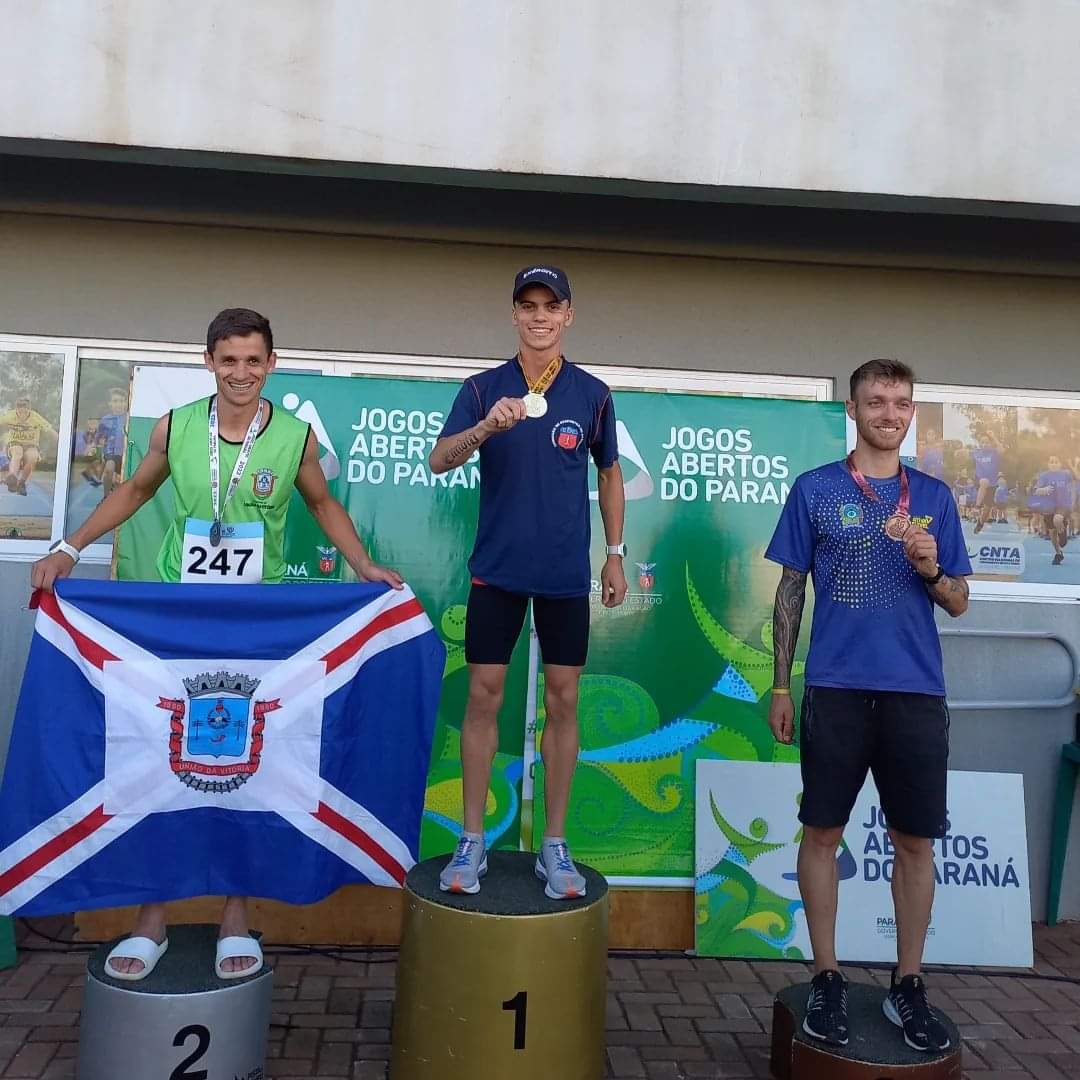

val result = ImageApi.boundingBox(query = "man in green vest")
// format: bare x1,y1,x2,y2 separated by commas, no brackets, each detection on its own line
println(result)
31,307,401,980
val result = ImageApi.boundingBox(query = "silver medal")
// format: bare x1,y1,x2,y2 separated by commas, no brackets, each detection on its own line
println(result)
523,392,548,419
209,519,222,547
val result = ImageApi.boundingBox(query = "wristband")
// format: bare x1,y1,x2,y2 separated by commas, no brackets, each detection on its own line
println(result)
920,565,945,586
48,539,81,565
771,687,791,696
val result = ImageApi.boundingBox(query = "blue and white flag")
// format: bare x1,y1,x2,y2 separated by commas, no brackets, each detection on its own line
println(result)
0,580,444,914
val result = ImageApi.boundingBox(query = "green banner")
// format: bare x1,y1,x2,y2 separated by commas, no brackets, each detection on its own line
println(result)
118,371,844,875
118,373,531,859
531,393,845,880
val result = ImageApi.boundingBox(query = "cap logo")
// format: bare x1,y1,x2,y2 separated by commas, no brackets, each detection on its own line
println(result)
524,267,558,279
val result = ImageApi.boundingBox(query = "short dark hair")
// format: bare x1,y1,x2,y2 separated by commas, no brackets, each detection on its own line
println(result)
849,358,915,401
206,308,273,355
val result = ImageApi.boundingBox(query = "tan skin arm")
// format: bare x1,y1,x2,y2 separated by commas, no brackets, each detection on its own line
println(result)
31,414,172,592
428,397,527,475
295,431,403,588
902,525,969,617
596,461,628,608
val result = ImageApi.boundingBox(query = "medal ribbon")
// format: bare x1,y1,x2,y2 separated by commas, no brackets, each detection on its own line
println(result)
208,396,264,530
845,452,910,517
519,354,561,397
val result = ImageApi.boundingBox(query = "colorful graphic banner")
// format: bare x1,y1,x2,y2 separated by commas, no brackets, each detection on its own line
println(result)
118,369,845,876
531,394,845,880
695,760,1033,965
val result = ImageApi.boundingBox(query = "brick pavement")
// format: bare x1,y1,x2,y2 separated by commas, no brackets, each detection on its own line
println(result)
0,919,1077,1078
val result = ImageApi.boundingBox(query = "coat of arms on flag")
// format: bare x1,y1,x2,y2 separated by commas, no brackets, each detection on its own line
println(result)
0,580,445,915
158,670,279,793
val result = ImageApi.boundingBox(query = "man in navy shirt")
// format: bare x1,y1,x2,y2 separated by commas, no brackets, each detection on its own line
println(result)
765,359,970,1054
429,265,628,899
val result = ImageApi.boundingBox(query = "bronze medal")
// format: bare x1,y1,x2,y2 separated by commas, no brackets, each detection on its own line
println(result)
884,513,911,541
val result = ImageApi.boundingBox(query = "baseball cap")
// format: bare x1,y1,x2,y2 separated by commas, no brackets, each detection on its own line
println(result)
513,265,571,303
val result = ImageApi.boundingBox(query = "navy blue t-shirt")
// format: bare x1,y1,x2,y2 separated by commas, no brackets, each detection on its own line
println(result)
440,359,618,598
765,461,972,696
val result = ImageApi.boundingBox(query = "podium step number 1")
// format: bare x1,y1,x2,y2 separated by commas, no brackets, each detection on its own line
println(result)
392,850,610,1080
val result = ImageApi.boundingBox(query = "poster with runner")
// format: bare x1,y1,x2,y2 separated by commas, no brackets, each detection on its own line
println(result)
0,351,65,541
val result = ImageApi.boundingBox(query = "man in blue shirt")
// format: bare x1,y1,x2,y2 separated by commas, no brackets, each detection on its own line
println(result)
1034,454,1074,566
429,265,628,899
765,359,970,1054
971,429,1003,534
97,386,129,497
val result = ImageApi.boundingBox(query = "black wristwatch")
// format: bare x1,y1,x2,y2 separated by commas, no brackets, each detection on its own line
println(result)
920,565,945,587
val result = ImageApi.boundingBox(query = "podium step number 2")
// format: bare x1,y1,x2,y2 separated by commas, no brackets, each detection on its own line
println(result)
76,924,273,1080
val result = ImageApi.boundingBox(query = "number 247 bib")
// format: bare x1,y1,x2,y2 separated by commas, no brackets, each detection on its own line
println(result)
180,519,264,584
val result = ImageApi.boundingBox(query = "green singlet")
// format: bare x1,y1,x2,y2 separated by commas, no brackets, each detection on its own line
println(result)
156,396,309,583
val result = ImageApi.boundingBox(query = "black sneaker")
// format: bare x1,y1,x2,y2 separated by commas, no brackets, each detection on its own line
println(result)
1053,552,1065,566
882,970,950,1052
803,969,849,1046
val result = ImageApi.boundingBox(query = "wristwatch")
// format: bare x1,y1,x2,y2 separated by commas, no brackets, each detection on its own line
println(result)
48,539,81,565
920,564,945,586
605,543,627,558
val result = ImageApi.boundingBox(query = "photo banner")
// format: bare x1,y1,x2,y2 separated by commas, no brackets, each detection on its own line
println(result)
695,760,1033,965
118,369,845,872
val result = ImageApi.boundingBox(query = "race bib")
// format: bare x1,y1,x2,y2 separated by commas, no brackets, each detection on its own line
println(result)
180,519,264,584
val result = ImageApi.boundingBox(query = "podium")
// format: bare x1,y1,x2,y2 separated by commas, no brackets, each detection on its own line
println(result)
77,924,273,1080
770,981,962,1079
392,850,609,1080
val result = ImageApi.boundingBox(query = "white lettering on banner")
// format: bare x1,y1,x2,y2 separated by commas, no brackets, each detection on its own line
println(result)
347,403,479,489
655,427,791,504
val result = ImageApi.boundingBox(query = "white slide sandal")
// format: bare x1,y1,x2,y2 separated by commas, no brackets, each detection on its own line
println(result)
103,935,169,981
215,935,263,980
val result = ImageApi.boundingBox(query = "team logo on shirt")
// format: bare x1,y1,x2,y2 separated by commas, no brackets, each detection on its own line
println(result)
839,503,863,528
551,419,585,452
252,468,276,497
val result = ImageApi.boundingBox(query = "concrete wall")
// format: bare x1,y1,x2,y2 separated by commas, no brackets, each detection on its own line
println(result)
3,2,1080,211
2,209,1080,395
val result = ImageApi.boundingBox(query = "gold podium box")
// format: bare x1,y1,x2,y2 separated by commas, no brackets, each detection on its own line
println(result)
392,850,609,1080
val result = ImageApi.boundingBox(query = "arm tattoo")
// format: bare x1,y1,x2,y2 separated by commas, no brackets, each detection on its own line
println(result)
772,566,807,689
441,430,480,469
928,572,969,615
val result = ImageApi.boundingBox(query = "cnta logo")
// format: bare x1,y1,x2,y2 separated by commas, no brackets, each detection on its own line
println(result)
968,544,1022,562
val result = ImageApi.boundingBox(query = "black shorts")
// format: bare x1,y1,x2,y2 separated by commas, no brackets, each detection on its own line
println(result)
798,687,949,839
464,583,589,667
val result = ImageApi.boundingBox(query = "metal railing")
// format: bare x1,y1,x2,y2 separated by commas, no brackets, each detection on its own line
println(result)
940,628,1080,711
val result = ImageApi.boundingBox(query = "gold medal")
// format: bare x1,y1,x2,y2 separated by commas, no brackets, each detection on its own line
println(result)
523,392,548,418
884,513,911,540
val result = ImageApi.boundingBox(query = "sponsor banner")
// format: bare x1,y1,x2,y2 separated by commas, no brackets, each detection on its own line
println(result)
118,370,845,875
117,371,531,860
532,395,845,880
695,760,1033,965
